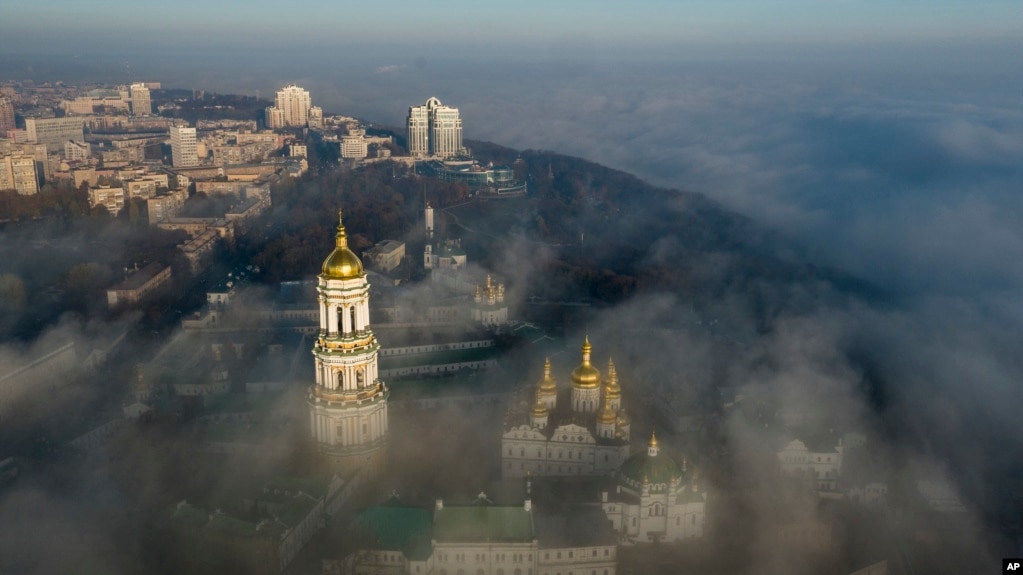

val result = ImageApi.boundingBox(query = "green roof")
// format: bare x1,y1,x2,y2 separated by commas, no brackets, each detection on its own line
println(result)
356,506,433,559
619,451,683,489
379,347,499,370
434,506,534,543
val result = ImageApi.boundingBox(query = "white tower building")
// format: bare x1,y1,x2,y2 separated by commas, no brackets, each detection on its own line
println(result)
169,126,198,168
407,102,430,157
268,85,313,128
308,210,389,476
406,97,464,158
129,83,151,116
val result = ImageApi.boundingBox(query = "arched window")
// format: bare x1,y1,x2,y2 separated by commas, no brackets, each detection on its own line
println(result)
350,306,357,332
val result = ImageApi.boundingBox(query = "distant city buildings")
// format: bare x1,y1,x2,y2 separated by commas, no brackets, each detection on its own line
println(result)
129,83,151,116
64,139,91,162
407,97,464,158
169,125,199,168
0,97,14,135
265,85,319,129
0,151,39,195
340,129,368,159
24,116,85,152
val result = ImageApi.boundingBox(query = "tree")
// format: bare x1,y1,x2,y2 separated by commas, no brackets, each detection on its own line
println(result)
0,274,26,312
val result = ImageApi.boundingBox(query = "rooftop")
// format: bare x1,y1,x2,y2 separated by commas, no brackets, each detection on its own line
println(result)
434,505,535,543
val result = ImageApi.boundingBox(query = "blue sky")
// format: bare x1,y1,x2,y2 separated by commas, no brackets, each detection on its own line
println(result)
3,0,1022,53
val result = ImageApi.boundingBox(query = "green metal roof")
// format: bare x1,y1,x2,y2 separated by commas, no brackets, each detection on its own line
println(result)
356,506,433,559
434,506,535,543
619,451,683,488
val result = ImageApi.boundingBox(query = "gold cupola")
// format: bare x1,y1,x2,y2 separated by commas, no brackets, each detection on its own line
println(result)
321,209,365,280
570,336,601,389
538,357,558,397
532,390,549,418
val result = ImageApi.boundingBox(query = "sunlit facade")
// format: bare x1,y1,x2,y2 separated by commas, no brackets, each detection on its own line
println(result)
169,126,198,168
407,97,464,158
309,210,389,477
129,83,151,116
501,339,631,479
267,85,313,128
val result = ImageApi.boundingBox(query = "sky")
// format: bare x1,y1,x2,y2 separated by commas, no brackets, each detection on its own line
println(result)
3,0,1022,53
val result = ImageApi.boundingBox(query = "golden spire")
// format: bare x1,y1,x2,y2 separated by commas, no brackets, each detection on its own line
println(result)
571,335,600,389
605,358,621,400
598,388,617,425
321,207,365,279
648,430,660,456
335,208,349,248
538,357,557,396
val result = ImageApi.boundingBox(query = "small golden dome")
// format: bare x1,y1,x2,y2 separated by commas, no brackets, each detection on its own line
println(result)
598,399,617,425
532,394,549,418
538,357,558,396
321,209,365,280
570,336,601,389
650,430,659,449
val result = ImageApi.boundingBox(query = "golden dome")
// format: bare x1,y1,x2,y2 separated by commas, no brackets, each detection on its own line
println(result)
532,391,549,418
321,209,365,280
605,358,621,400
649,430,659,449
538,357,558,396
570,336,601,389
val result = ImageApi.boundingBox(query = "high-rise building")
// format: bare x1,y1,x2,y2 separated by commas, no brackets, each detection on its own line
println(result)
0,97,14,135
309,210,389,476
169,126,199,168
407,103,429,157
406,97,464,158
0,152,40,195
129,83,151,116
24,117,85,152
266,85,312,128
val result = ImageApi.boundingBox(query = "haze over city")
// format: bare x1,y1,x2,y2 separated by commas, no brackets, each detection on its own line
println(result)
0,2,1021,574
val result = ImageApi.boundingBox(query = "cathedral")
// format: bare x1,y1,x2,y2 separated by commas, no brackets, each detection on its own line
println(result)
600,432,706,543
501,338,632,478
308,210,389,476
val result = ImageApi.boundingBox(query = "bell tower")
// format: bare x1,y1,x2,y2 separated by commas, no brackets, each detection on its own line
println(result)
308,209,389,477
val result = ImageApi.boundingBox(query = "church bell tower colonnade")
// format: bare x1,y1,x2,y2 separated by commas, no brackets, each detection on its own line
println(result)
309,210,389,474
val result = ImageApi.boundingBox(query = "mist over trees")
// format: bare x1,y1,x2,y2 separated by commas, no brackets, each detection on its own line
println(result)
0,129,1015,573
